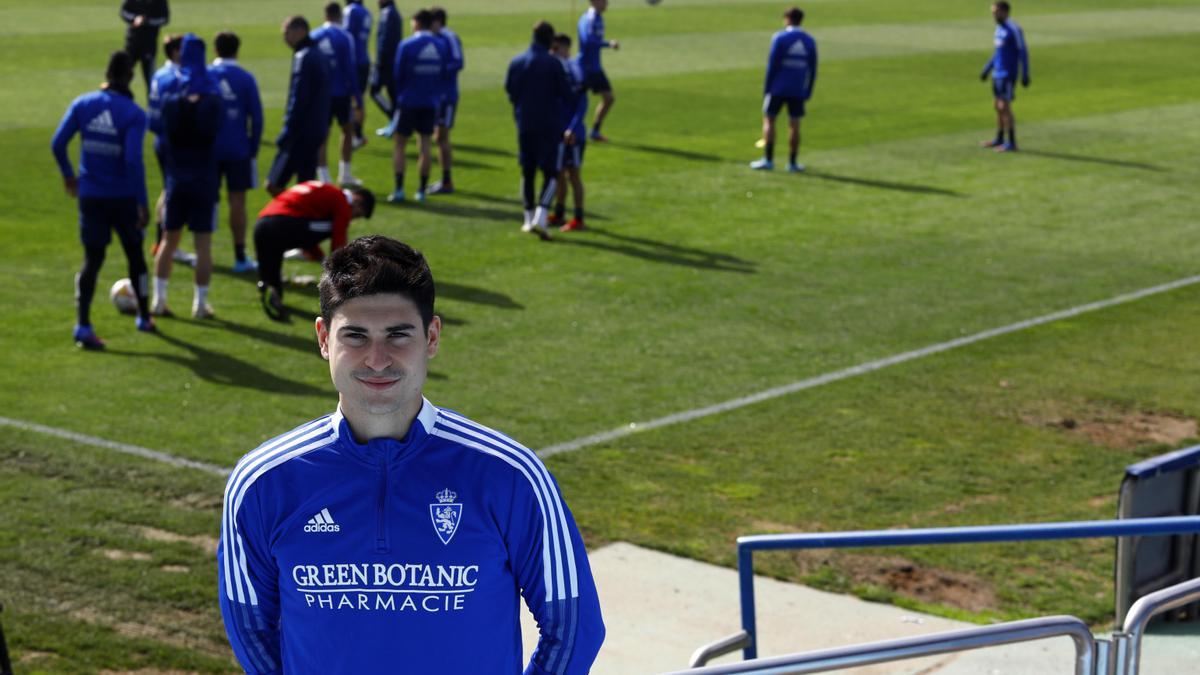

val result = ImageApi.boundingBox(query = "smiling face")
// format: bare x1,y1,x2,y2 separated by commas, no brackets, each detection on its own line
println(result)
316,293,441,439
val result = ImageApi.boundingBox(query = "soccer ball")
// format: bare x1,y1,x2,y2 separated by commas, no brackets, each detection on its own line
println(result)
110,278,138,315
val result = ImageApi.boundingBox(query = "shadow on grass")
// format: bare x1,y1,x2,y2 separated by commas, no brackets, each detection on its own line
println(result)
556,227,756,274
804,170,964,197
454,142,516,158
1019,149,1166,172
607,141,725,163
440,282,524,310
390,199,515,224
190,316,321,357
451,189,609,221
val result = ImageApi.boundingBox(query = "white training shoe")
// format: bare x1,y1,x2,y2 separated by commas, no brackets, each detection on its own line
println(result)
173,249,197,267
192,301,215,319
520,209,535,233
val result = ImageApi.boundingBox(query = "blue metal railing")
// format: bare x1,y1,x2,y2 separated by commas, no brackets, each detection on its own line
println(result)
697,516,1200,663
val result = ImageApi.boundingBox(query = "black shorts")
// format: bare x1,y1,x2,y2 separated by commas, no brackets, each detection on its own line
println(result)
518,131,560,174
79,196,142,247
218,157,257,192
164,189,217,233
268,144,320,189
558,140,586,170
762,94,806,119
330,95,352,126
395,106,436,137
437,98,458,129
355,64,370,96
992,76,1017,102
582,69,611,94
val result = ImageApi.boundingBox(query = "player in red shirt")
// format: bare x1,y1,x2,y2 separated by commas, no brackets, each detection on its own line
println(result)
254,181,375,319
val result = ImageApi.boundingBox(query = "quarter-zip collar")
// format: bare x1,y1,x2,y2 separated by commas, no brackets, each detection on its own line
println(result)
332,398,438,466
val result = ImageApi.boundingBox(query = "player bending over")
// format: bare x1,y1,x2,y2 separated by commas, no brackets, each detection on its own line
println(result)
751,7,817,172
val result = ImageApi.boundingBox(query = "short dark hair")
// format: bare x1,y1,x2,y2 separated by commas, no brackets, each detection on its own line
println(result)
162,33,184,59
348,186,375,219
994,1,1011,11
325,2,343,21
285,15,310,32
413,8,434,29
553,33,572,48
106,51,134,86
784,7,804,25
214,31,240,58
319,236,436,328
533,21,555,47
430,6,447,25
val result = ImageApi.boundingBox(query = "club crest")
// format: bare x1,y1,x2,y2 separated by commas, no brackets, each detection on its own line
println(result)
429,488,462,545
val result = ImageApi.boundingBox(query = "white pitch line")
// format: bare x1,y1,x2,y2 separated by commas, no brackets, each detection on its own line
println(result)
0,416,230,477
536,274,1200,458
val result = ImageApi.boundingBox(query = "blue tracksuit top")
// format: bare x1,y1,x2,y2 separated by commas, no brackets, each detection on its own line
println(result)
50,87,148,206
393,31,447,110
434,27,464,103
982,19,1029,81
562,57,588,138
278,35,332,150
311,23,358,104
218,399,605,674
342,1,373,72
209,59,263,162
372,2,402,90
506,43,570,136
764,26,817,99
147,61,180,149
576,8,610,74
161,34,221,198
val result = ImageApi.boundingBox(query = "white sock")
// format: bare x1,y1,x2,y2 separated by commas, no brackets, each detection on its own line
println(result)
523,209,534,227
317,165,332,184
195,285,209,307
338,161,353,182
154,277,168,305
533,206,548,229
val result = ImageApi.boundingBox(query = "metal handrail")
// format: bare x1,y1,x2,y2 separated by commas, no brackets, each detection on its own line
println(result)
689,631,752,669
1118,576,1200,675
669,615,1095,675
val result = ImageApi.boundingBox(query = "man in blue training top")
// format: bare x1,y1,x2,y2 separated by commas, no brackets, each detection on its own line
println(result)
342,0,373,146
120,0,170,98
550,33,589,233
147,34,196,267
506,21,570,241
154,33,221,320
577,0,619,142
218,234,605,673
267,16,332,196
427,6,463,196
751,6,817,172
52,51,155,349
313,2,362,186
388,8,447,203
980,1,1029,152
210,31,263,274
371,0,402,135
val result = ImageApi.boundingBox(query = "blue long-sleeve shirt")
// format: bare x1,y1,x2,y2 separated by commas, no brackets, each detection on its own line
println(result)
764,26,817,99
372,2,402,89
51,87,148,207
311,23,359,105
981,19,1029,81
393,31,447,110
147,61,179,146
218,400,605,674
342,0,372,73
576,8,611,74
434,27,464,103
506,43,570,136
278,35,331,149
562,57,588,138
209,58,263,162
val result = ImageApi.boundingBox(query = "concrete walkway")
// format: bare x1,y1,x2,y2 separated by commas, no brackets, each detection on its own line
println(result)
521,543,1200,674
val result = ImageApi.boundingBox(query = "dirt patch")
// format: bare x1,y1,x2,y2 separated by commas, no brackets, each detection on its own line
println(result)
18,650,57,664
70,606,226,657
168,493,222,511
160,565,190,574
789,550,997,612
1023,406,1198,450
909,495,1001,524
136,526,219,555
1088,494,1117,510
97,549,152,562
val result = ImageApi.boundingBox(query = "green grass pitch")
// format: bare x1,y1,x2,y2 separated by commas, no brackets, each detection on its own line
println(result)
2,0,1200,670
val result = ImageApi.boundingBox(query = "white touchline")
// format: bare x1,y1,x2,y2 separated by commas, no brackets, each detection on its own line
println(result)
0,415,230,477
535,274,1200,458
4,275,1200,473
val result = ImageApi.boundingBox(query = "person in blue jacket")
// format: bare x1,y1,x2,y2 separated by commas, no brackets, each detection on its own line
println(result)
427,6,463,196
342,0,373,145
577,0,619,142
370,0,402,134
218,234,605,674
506,21,570,241
388,9,447,203
267,15,332,196
751,7,817,172
147,33,196,266
549,33,589,233
153,33,221,320
980,1,1029,152
209,31,263,274
51,51,155,349
313,2,362,186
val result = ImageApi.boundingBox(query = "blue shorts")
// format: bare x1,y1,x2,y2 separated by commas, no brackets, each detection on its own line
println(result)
355,63,370,96
582,69,611,94
558,140,586,170
79,196,142,247
267,144,319,189
992,76,1017,102
519,131,560,174
164,190,217,233
763,94,806,119
395,106,436,137
437,98,458,129
218,157,257,192
330,95,352,126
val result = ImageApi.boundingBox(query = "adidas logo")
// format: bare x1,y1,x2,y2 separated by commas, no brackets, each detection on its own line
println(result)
417,42,441,61
219,79,237,101
787,40,808,56
86,110,118,136
304,507,341,533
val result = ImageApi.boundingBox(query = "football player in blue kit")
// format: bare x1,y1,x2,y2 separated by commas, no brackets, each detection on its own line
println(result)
550,33,589,233
577,0,619,142
751,7,817,172
209,31,263,273
342,0,373,146
388,9,447,203
313,2,363,186
980,1,1029,152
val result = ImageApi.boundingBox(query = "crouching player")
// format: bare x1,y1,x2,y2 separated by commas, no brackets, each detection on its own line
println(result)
253,181,375,320
550,33,588,232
